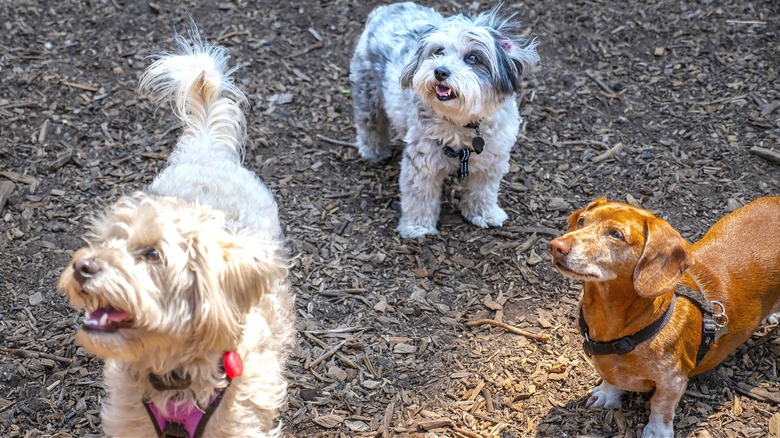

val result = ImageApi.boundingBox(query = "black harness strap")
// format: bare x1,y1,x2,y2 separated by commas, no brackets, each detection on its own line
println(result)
674,284,728,365
579,297,676,356
443,146,471,178
440,121,485,179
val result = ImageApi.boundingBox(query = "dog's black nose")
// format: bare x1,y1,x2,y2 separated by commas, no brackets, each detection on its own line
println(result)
434,66,450,82
73,258,101,284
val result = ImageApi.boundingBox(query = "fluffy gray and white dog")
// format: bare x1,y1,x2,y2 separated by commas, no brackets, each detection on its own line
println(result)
350,2,539,238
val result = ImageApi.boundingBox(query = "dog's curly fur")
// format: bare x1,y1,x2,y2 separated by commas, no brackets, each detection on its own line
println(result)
350,2,539,238
58,32,294,437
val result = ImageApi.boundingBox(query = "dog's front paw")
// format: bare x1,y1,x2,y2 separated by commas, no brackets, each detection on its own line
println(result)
585,381,623,410
641,420,673,438
462,204,508,228
397,221,438,239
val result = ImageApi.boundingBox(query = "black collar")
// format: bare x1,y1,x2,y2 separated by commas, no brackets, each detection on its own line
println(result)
579,296,676,356
149,370,193,391
578,285,729,365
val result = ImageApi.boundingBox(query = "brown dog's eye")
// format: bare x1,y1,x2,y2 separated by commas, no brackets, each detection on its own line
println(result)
577,217,585,228
142,249,162,264
608,230,625,241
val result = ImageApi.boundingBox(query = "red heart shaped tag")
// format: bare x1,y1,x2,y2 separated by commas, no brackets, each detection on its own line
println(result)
223,351,243,379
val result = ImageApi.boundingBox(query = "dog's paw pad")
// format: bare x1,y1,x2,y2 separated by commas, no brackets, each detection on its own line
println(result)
398,223,438,239
463,205,508,228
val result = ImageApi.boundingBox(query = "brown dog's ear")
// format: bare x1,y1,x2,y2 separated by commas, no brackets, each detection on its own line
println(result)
566,198,608,232
633,217,694,298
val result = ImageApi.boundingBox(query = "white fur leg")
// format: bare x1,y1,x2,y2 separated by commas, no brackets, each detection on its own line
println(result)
763,301,780,325
397,152,444,238
641,421,674,438
641,375,687,438
459,170,508,228
585,380,624,410
764,312,780,325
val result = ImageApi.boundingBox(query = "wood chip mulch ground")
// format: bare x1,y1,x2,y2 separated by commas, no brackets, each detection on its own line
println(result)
1,0,779,437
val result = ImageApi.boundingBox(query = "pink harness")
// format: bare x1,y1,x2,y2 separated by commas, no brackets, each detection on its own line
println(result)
143,389,227,438
142,352,242,438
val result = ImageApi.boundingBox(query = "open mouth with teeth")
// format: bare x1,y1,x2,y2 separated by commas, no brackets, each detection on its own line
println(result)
83,306,134,332
435,84,456,101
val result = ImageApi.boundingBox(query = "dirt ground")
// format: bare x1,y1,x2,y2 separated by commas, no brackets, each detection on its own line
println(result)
1,0,779,437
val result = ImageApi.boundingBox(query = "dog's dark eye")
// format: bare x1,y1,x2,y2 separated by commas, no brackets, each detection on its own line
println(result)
142,249,162,264
577,217,585,228
432,47,444,56
608,230,625,241
464,53,480,65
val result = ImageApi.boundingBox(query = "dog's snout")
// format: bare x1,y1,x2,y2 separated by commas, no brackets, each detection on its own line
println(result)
550,238,571,257
434,66,450,82
73,258,101,284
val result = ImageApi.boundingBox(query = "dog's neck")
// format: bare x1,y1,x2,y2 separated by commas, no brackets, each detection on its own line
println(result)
681,263,720,297
581,280,675,342
120,350,232,410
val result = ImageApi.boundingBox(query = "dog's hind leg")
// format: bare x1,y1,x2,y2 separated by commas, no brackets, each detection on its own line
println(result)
349,50,393,163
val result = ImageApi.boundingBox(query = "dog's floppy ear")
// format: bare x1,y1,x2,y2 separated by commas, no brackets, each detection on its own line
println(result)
218,234,287,309
188,230,287,349
633,217,694,298
400,25,435,89
566,198,607,232
494,36,539,92
482,6,540,92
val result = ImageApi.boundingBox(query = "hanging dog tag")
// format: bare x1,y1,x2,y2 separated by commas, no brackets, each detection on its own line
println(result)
714,323,728,341
472,135,485,154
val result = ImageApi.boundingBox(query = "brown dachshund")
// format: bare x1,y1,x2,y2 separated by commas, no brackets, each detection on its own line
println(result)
549,197,780,437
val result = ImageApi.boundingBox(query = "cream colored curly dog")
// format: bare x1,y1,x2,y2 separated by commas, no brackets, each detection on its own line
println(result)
59,32,294,437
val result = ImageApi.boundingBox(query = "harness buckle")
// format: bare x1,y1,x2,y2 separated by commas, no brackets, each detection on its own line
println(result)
702,318,718,347
582,332,594,356
162,421,189,438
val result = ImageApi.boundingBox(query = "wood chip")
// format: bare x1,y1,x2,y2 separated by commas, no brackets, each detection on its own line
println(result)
0,181,14,213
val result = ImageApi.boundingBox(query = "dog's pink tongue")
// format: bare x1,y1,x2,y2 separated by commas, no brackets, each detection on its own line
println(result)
83,307,133,330
436,85,452,97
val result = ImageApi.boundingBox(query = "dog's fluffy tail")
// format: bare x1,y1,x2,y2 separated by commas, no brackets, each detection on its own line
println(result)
139,31,247,161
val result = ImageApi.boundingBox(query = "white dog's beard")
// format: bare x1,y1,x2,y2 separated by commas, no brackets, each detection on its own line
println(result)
412,63,501,123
